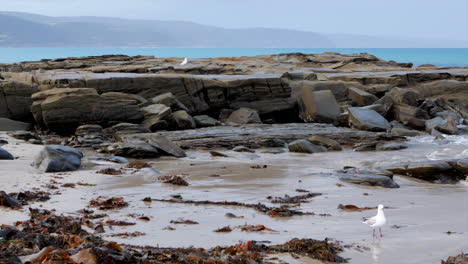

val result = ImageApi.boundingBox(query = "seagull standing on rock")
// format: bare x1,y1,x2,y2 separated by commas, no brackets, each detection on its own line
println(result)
180,57,188,65
363,204,386,238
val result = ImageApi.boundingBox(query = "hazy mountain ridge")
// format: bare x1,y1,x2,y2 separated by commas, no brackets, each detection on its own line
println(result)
0,11,465,48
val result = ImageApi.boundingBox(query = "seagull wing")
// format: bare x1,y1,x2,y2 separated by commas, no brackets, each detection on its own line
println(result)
363,215,377,225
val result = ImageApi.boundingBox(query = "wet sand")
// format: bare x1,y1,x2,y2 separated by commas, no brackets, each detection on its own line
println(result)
0,132,467,264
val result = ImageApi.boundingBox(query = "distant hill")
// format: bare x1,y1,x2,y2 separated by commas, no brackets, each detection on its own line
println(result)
0,12,465,48
0,12,333,48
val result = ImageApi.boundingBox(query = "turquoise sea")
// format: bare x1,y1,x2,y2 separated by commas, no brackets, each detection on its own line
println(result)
0,48,467,67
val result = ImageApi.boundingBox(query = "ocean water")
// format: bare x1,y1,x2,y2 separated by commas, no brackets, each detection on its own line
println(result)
0,48,467,67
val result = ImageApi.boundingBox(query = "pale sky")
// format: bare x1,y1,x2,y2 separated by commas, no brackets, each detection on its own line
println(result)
1,0,468,41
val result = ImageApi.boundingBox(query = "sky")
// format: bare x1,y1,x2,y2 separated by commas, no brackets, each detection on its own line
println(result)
1,0,468,42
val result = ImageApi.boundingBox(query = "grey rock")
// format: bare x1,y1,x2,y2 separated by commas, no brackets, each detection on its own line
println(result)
226,108,262,125
32,145,83,173
173,110,196,129
106,143,160,158
288,139,327,154
361,104,389,116
0,191,22,207
353,142,378,152
425,117,458,135
193,115,219,127
392,104,429,130
262,149,287,154
0,118,32,131
299,89,341,123
348,107,390,132
308,135,342,151
334,173,400,188
0,148,14,160
233,146,255,153
7,131,41,141
145,134,186,157
376,142,408,151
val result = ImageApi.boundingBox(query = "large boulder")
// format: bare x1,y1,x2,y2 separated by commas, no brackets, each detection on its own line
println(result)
226,108,262,125
32,145,83,173
172,110,196,129
288,139,327,154
0,147,14,160
299,89,341,123
348,87,378,106
31,88,144,135
386,88,421,107
348,107,390,132
0,80,39,121
0,118,32,131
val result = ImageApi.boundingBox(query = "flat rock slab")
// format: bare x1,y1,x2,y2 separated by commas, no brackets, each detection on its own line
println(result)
147,123,402,149
316,173,400,188
0,118,32,131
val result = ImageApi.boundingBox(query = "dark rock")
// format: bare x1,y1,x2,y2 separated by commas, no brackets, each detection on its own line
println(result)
226,108,262,125
353,142,378,152
387,88,421,107
32,145,83,173
0,191,22,207
348,107,390,132
193,115,219,127
7,131,41,141
308,135,342,151
210,151,229,157
0,147,14,160
288,139,327,154
0,118,32,131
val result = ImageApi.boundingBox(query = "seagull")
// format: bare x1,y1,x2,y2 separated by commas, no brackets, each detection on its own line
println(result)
180,57,188,65
363,204,386,238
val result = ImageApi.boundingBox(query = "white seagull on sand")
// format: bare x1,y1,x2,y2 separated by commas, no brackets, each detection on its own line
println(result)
180,57,188,65
363,204,386,238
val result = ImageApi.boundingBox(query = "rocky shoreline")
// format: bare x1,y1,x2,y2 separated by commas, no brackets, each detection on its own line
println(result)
0,52,467,263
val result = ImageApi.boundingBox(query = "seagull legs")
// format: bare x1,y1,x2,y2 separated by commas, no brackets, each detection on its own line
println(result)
379,228,383,237
373,228,376,238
